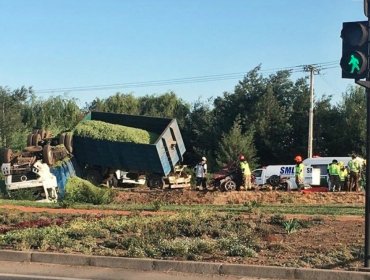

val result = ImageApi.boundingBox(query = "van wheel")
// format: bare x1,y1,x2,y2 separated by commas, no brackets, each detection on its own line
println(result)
267,175,280,187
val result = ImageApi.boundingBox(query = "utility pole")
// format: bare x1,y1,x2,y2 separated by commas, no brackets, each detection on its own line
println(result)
303,65,320,159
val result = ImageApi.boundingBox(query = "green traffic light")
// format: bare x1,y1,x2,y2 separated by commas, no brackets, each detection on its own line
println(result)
348,54,361,73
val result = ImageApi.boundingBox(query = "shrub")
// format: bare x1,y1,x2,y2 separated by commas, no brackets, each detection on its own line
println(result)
64,177,116,205
218,235,256,257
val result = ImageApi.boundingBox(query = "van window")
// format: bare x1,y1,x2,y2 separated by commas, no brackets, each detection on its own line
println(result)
253,169,263,178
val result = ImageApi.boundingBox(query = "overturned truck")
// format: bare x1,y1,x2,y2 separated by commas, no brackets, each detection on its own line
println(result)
72,111,191,189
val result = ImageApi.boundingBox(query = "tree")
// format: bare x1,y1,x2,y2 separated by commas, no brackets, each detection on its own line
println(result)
182,98,215,164
253,86,292,164
215,118,257,169
22,95,82,135
138,91,190,127
339,86,366,156
0,86,30,150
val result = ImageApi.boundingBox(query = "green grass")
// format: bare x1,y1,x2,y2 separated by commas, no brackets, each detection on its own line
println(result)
0,199,364,216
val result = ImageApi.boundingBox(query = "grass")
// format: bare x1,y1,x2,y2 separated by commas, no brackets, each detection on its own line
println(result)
0,199,364,216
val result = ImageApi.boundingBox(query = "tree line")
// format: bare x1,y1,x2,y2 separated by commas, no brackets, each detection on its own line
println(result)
0,66,365,171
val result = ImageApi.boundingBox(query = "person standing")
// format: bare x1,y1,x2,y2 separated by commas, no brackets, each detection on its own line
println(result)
194,156,207,191
239,155,251,190
348,154,361,192
338,161,349,192
294,155,305,190
328,159,340,192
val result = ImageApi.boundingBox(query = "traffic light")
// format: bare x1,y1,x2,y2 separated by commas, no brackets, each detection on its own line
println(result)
340,21,368,79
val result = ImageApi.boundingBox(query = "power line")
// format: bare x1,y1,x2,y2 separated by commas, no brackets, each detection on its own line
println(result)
34,60,340,94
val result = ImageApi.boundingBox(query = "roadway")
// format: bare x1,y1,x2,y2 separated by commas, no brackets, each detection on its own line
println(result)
0,261,280,280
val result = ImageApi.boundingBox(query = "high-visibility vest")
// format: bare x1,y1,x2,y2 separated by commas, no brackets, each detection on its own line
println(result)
240,161,251,176
295,163,304,179
348,160,360,173
328,163,340,176
339,168,348,181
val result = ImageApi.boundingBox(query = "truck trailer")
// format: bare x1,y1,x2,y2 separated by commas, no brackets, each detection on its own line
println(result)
72,111,191,189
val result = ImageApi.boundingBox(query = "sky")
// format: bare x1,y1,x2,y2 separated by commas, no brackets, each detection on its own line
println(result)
0,0,366,107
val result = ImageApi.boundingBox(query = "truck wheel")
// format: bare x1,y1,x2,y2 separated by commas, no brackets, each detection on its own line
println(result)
64,133,73,153
39,129,46,139
3,148,12,163
222,180,237,191
43,144,54,165
32,133,41,146
59,133,66,145
106,175,118,188
27,133,34,146
147,175,164,189
85,169,103,186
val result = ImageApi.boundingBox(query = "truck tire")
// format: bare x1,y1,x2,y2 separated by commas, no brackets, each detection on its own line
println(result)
106,174,118,188
64,133,73,153
59,133,66,146
32,133,41,146
3,148,12,163
147,174,164,189
43,144,54,165
85,168,103,186
27,133,34,146
39,129,46,139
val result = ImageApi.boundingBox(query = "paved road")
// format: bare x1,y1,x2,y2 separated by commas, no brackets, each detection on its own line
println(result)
0,261,280,280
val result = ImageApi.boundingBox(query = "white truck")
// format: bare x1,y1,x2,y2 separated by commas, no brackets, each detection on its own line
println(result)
1,160,58,202
252,157,352,190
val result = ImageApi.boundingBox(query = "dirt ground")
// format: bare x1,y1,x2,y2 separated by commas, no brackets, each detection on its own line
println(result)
0,189,366,269
114,188,365,206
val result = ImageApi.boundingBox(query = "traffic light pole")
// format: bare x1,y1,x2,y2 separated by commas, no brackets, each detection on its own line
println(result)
354,17,370,269
366,14,370,268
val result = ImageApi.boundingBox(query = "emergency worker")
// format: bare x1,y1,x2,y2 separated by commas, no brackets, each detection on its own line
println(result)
294,155,304,190
328,159,340,192
239,155,251,190
348,154,361,192
194,156,207,191
338,161,348,191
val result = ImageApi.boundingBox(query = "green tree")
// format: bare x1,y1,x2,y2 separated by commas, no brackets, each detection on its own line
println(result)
339,86,366,156
22,95,82,135
0,86,30,149
215,118,257,169
182,98,215,164
254,86,291,164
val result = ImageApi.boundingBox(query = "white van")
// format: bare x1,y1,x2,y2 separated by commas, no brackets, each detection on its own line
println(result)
252,156,353,190
303,157,351,187
252,165,302,189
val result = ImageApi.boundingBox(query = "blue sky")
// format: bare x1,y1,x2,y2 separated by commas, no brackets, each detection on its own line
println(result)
0,0,365,106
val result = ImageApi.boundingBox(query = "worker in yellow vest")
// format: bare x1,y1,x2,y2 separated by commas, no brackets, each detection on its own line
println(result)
348,154,361,192
294,155,304,190
327,159,340,192
338,161,348,192
239,155,251,190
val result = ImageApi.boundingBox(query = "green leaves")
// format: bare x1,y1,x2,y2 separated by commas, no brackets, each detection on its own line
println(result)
73,120,159,144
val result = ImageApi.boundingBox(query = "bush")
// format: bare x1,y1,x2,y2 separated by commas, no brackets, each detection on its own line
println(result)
64,177,116,205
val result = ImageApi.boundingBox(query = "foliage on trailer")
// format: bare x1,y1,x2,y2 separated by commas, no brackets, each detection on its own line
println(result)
73,120,158,144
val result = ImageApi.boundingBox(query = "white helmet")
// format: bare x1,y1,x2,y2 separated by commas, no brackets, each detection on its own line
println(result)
202,156,207,161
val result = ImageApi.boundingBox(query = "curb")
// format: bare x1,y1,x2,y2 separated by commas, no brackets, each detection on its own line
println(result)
0,250,369,280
